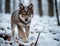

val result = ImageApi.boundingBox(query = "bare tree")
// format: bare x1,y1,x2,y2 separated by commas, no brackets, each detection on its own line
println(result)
5,0,10,13
48,0,54,16
0,0,2,13
55,0,60,25
38,0,43,16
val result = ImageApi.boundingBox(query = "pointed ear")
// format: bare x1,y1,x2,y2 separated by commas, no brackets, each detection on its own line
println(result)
19,3,24,10
28,3,33,10
19,3,24,14
28,3,33,14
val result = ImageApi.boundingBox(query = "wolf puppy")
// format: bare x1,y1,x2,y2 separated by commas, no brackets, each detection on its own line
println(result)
11,3,33,42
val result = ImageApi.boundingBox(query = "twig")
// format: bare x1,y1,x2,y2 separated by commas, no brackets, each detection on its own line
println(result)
35,32,40,46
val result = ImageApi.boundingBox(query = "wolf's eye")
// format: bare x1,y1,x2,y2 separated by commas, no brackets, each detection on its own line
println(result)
23,12,25,15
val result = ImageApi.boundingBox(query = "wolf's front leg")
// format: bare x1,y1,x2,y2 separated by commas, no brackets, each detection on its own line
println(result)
25,26,30,38
18,26,28,43
11,23,15,39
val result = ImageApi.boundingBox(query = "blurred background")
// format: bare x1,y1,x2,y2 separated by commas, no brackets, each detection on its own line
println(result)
0,0,60,24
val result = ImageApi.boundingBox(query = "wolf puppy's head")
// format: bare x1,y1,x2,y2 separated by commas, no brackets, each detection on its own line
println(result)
19,3,33,24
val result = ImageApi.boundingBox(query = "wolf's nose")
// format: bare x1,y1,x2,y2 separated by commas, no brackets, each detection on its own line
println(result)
25,19,28,21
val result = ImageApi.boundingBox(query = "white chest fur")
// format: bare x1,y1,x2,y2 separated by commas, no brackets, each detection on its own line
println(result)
18,22,30,33
23,27,26,32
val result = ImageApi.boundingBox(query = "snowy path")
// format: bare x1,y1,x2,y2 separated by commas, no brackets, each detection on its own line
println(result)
0,14,60,46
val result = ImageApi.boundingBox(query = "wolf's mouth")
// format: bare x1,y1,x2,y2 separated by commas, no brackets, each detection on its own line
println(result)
24,20,30,23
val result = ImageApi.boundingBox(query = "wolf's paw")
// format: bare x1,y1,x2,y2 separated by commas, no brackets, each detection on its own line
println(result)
23,39,28,43
24,41,28,43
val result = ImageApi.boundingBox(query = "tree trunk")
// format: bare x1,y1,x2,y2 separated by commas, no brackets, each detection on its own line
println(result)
55,0,60,25
0,0,2,13
13,0,15,10
48,0,54,16
38,0,43,16
5,0,10,13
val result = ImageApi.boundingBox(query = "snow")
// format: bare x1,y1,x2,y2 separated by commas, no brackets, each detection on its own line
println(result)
0,0,60,46
17,33,38,46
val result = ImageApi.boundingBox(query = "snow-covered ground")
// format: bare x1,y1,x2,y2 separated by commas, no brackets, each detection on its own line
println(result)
0,13,60,46
0,0,60,46
31,15,60,46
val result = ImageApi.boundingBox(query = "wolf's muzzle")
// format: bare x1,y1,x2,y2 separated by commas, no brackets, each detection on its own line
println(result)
25,19,28,21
